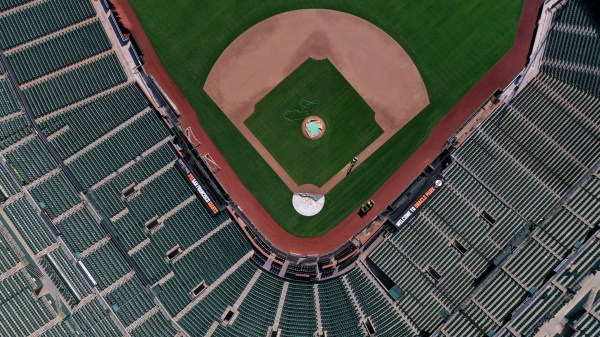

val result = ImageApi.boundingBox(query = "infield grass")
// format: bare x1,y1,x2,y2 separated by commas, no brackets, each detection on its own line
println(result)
245,59,383,187
131,0,524,237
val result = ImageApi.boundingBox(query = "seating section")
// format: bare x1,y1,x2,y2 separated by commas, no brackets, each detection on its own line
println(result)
0,0,30,12
41,83,150,158
8,20,112,84
152,221,251,314
347,268,416,337
3,197,55,253
178,260,257,336
23,53,127,117
0,114,31,150
503,239,561,290
91,142,176,213
54,206,106,255
280,282,318,337
39,247,91,306
130,312,178,337
0,232,20,274
67,298,122,337
105,277,155,327
0,161,23,196
541,0,600,97
318,277,365,337
5,136,56,183
82,240,131,291
0,0,96,50
509,286,565,336
0,77,21,117
0,270,57,337
67,109,170,188
29,171,80,219
213,272,284,337
111,166,195,250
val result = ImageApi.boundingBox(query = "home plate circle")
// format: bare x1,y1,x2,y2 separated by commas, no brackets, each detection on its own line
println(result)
292,192,325,216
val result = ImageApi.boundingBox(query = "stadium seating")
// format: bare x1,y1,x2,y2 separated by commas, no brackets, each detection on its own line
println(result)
3,197,55,253
0,0,96,50
279,282,318,337
8,20,112,84
23,53,127,117
0,0,596,336
0,77,20,117
318,277,366,336
5,136,56,183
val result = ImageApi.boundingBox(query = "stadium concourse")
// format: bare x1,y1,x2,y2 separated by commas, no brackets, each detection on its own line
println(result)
0,2,597,337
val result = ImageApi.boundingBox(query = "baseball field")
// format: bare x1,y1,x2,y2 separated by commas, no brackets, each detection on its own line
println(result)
130,0,524,237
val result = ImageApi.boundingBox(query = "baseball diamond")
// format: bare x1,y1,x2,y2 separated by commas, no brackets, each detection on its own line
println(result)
131,0,525,237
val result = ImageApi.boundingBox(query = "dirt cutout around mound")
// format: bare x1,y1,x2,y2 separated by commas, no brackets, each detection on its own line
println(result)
204,9,429,194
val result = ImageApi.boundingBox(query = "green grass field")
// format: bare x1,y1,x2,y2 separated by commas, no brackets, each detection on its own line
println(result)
131,0,523,237
246,59,383,186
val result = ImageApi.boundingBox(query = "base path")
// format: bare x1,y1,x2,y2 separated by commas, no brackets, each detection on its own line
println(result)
113,0,544,255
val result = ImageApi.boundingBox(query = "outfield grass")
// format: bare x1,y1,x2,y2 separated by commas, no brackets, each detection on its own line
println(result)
245,59,383,186
131,0,523,237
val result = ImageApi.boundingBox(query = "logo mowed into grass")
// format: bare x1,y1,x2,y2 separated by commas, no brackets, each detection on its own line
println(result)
244,58,383,187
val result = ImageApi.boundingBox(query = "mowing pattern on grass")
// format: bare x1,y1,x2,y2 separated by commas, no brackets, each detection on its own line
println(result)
245,59,383,187
131,0,523,237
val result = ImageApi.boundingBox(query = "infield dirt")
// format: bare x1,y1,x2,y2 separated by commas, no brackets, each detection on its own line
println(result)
204,9,429,194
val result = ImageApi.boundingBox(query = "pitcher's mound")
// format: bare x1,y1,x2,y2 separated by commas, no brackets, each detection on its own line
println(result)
292,191,325,216
302,116,326,140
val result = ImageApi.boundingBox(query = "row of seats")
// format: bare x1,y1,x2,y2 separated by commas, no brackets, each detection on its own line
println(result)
8,19,112,84
23,53,127,117
0,0,95,50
